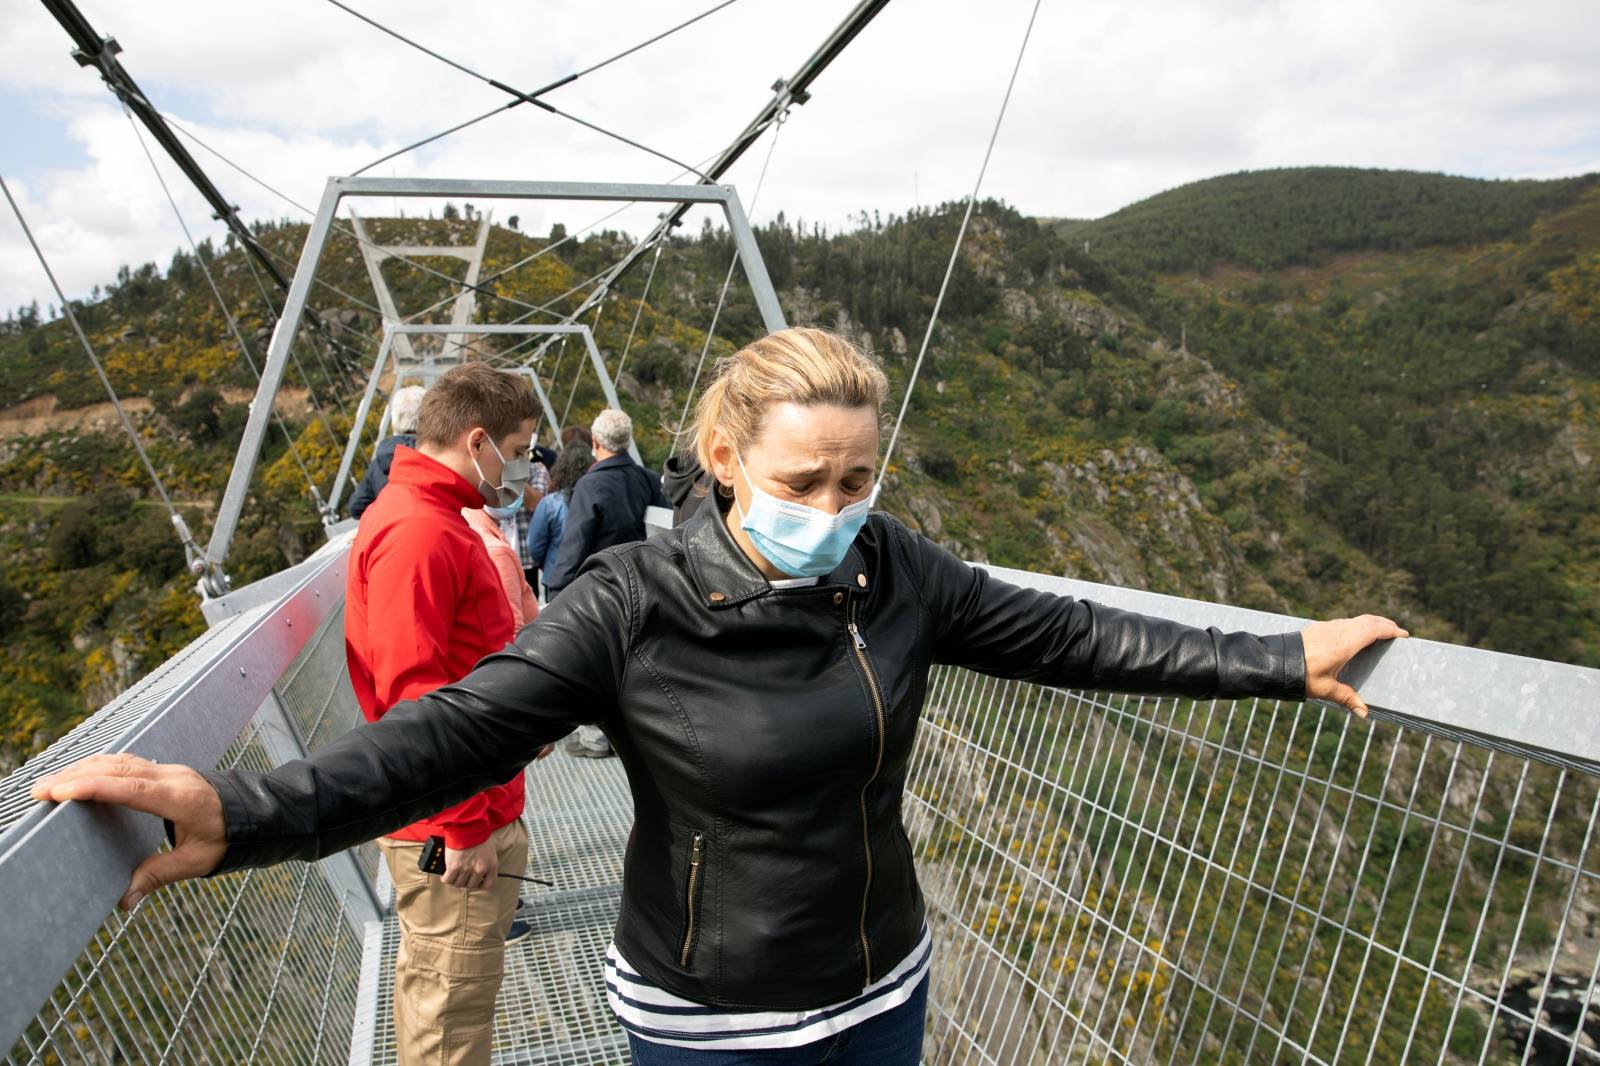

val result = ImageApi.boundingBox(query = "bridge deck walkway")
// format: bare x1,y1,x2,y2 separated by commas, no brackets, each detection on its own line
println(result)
354,750,634,1066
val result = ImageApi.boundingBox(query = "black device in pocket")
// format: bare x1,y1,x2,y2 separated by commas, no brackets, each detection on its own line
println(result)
417,835,554,886
418,834,449,875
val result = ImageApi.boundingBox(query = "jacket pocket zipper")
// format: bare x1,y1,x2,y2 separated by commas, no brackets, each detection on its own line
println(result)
679,831,705,967
848,600,887,984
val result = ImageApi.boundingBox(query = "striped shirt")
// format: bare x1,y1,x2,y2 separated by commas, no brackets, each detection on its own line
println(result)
605,926,932,1050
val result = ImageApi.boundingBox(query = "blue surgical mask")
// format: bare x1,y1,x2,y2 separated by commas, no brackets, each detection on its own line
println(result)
484,488,525,521
733,452,872,578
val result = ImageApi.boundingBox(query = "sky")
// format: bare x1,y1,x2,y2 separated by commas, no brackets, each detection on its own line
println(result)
1,0,1598,316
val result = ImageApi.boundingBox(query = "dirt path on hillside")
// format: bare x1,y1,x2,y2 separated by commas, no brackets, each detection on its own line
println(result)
0,388,313,440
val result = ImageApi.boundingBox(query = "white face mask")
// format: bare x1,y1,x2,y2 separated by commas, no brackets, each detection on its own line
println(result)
732,452,872,578
471,435,532,509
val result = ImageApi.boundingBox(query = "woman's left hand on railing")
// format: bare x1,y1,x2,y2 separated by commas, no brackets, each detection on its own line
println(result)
30,753,226,911
1300,614,1410,719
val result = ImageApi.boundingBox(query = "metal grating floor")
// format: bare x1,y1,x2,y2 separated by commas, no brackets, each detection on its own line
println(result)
353,749,635,1066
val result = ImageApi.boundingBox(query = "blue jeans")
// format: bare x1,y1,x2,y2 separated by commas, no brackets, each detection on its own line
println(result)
625,974,928,1065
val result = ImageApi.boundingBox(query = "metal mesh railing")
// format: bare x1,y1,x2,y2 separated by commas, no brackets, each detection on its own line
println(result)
7,546,1600,1066
905,667,1600,1065
271,601,382,887
4,715,366,1065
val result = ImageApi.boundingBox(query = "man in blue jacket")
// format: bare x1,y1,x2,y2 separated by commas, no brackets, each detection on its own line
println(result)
543,409,669,599
543,408,669,758
349,385,426,518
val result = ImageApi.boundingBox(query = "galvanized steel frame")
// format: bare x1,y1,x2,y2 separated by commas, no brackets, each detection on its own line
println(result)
325,322,633,525
204,176,785,596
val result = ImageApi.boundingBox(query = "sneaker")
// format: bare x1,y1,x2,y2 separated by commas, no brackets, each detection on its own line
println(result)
505,918,534,945
563,735,615,759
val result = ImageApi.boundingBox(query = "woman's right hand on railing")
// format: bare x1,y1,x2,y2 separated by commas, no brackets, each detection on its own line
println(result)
31,753,226,911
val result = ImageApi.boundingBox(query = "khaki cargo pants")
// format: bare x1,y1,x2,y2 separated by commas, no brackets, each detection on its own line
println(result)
377,820,529,1066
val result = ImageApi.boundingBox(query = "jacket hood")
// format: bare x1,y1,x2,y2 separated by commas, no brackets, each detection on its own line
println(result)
662,454,706,509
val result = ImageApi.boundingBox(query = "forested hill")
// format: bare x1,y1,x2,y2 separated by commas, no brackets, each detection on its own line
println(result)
1,166,1597,768
1056,166,1600,272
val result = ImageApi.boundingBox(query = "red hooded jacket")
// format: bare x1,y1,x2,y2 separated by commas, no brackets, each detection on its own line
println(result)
345,446,525,849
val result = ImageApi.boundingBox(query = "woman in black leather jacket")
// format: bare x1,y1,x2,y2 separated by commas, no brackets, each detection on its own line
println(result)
33,328,1405,1065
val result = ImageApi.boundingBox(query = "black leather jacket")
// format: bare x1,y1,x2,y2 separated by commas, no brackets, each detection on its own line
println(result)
201,496,1305,1010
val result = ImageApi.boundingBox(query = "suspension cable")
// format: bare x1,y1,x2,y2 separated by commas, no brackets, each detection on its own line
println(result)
396,199,640,330
496,133,750,372
874,0,1044,504
237,250,354,417
122,111,328,509
1,174,202,564
161,115,548,320
672,115,786,442
559,296,611,425
325,0,711,180
615,240,665,383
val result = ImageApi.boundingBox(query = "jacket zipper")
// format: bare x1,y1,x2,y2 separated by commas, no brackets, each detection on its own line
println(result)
679,831,704,967
847,599,887,984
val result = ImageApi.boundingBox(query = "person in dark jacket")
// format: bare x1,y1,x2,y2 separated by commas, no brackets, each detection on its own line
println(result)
33,328,1405,1066
662,452,710,528
349,385,426,519
541,408,670,599
524,442,594,595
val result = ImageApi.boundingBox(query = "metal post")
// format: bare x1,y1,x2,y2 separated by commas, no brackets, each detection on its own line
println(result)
348,210,418,367
443,211,492,359
210,179,789,583
326,331,398,525
525,369,561,440
579,328,641,463
721,187,786,332
203,180,341,596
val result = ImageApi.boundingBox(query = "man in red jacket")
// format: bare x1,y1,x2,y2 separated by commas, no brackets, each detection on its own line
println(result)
347,363,540,1065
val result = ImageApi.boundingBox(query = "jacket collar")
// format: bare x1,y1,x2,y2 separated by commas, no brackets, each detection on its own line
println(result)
683,491,868,609
589,453,635,474
388,445,486,512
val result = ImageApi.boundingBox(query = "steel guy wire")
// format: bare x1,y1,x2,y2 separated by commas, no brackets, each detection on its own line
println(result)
124,110,331,509
0,174,191,535
395,202,637,328
237,250,356,416
875,0,1044,505
159,115,547,321
669,116,786,443
325,0,712,180
614,240,665,384
559,296,611,426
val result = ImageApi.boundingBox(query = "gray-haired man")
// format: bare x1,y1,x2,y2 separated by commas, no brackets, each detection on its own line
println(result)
542,409,669,757
542,409,669,600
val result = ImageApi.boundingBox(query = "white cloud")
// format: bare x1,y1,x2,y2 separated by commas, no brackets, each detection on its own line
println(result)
3,0,1598,314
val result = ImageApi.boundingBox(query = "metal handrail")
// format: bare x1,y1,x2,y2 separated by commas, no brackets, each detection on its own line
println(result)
982,565,1600,775
0,536,353,1052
